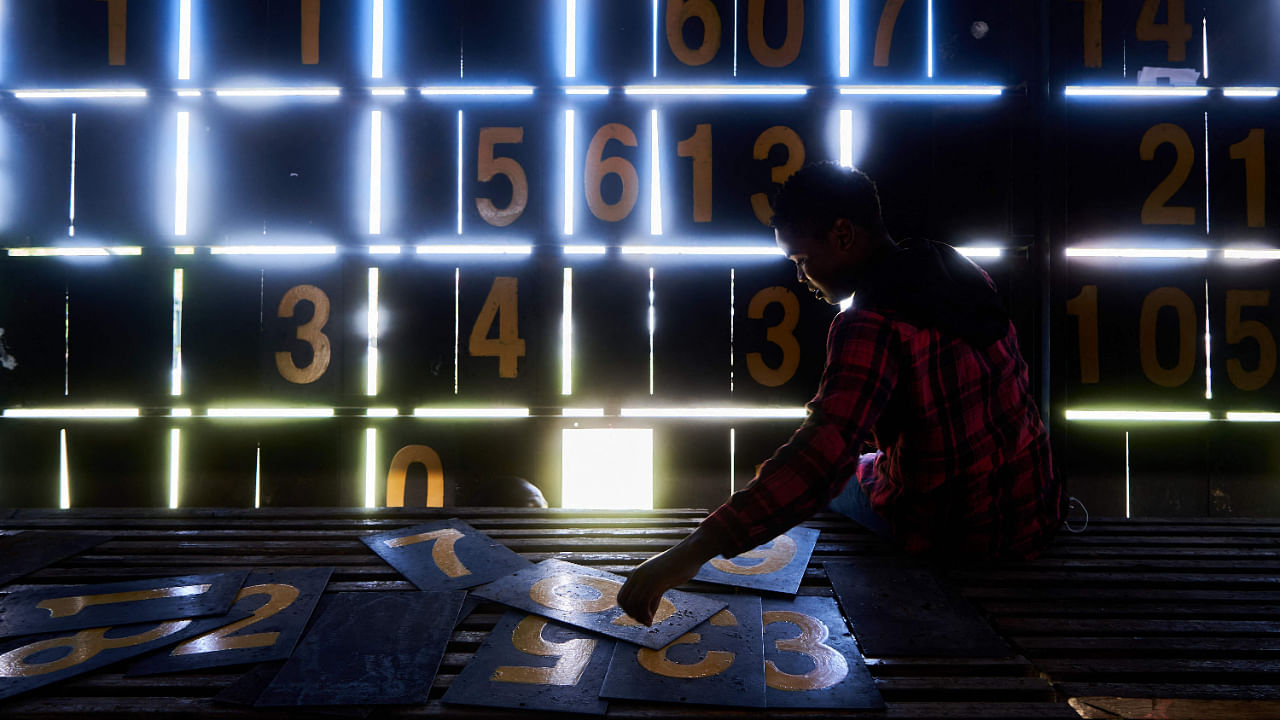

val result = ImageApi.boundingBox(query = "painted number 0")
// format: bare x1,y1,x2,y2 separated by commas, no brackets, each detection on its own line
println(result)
276,284,331,384
665,0,802,67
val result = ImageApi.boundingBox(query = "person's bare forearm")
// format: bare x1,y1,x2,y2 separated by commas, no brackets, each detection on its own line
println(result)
617,522,734,625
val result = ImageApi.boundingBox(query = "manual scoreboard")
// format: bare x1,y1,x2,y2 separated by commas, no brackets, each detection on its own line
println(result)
0,1,1276,518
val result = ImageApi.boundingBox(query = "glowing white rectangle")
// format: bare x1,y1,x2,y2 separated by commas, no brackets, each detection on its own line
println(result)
175,112,189,236
206,408,336,418
421,86,536,96
210,245,337,255
178,0,191,80
365,407,399,417
15,89,148,99
1064,86,1209,97
625,85,809,96
650,109,662,236
1065,247,1208,259
562,267,573,396
214,87,341,97
171,268,184,396
372,0,385,79
1225,249,1280,260
838,0,850,78
170,408,192,417
563,245,607,255
371,87,408,96
1223,87,1280,98
367,245,402,254
367,267,380,396
69,113,76,236
620,407,807,419
173,246,195,255
565,86,609,95
621,245,784,256
364,428,377,508
4,408,140,418
1226,412,1280,422
8,247,109,257
562,408,605,417
254,446,261,509
839,109,853,167
566,0,577,78
176,90,201,97
839,85,1003,96
168,428,181,509
562,428,652,509
564,110,575,235
413,408,530,418
369,110,382,235
456,110,463,235
60,429,70,509
956,247,1004,258
416,244,532,255
1064,410,1211,422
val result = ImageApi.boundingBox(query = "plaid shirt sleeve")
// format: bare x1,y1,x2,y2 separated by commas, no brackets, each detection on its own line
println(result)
703,309,899,556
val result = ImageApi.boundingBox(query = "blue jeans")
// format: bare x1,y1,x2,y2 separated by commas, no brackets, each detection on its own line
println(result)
827,453,893,539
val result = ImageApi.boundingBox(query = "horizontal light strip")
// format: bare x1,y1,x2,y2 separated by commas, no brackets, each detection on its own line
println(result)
365,407,399,417
1064,86,1209,97
1224,249,1280,260
839,84,1003,96
956,247,1003,258
620,407,807,419
565,86,610,95
1226,412,1280,422
176,90,202,97
170,408,193,417
173,246,195,255
8,246,141,257
1065,248,1208,259
215,87,341,97
561,408,605,417
1065,410,1211,422
210,245,337,255
414,408,531,418
563,245,608,255
1223,87,1279,98
3,408,140,418
416,244,532,255
14,89,148,99
625,85,809,96
420,86,535,96
370,87,408,96
207,408,335,418
367,245,402,255
621,245,783,256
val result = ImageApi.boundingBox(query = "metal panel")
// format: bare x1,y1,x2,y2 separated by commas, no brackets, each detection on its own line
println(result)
761,595,882,709
361,518,531,590
0,532,112,588
195,0,366,87
2,0,170,87
693,526,818,594
1051,0,1206,85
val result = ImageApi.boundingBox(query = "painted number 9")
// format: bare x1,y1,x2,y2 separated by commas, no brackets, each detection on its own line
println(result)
529,573,676,627
709,533,796,575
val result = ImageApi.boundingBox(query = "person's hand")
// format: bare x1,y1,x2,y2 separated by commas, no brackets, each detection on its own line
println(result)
618,526,731,625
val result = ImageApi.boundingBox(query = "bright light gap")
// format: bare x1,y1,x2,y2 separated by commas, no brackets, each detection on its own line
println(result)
621,245,783,256
1063,86,1209,97
1064,410,1211,422
838,0,850,78
420,86,535,96
1204,278,1212,400
926,0,933,78
364,428,377,508
620,407,808,418
210,246,336,255
3,408,141,418
175,112,190,236
372,0,385,79
839,85,1003,96
564,109,575,235
648,267,655,396
1065,248,1208,259
16,89,148,99
214,88,341,97
369,110,383,235
1124,431,1131,519
367,268,380,396
651,0,658,78
60,429,71,509
566,0,576,78
564,86,609,95
456,110,464,235
414,408,531,418
178,0,192,80
171,269,184,396
416,244,532,255
1204,111,1211,235
254,446,261,509
650,109,662,236
1223,88,1279,98
562,268,573,396
68,113,76,237
453,268,460,395
625,85,809,96
839,109,853,167
168,428,181,509
205,408,335,418
562,428,653,510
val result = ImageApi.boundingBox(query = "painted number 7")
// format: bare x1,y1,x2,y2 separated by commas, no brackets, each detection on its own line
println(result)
383,529,472,578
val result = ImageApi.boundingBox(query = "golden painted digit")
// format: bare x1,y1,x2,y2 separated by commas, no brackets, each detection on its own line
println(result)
677,123,713,223
1136,0,1191,62
665,0,721,66
585,124,640,223
37,584,213,619
709,533,796,576
490,615,596,685
637,609,738,679
477,127,529,227
747,0,803,68
0,621,190,678
751,126,805,226
301,0,320,64
95,0,127,65
1066,285,1101,384
763,611,848,691
383,528,471,578
1140,124,1196,226
1070,0,1103,68
747,286,801,388
1138,287,1196,388
1229,129,1266,228
528,573,676,626
469,277,526,379
275,284,332,384
873,0,906,67
1226,290,1276,391
385,444,445,508
170,584,299,656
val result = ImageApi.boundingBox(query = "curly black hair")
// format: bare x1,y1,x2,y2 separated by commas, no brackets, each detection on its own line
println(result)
770,161,887,238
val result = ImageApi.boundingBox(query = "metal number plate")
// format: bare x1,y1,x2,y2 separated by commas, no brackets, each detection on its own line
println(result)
0,532,112,588
361,518,531,591
692,526,820,594
762,595,883,709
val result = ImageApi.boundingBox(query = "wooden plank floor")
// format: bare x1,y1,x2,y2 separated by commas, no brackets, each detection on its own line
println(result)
3,508,1276,719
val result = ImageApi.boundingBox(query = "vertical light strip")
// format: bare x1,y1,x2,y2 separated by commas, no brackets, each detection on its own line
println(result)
650,109,662,235
254,445,262,509
1202,16,1208,79
562,267,573,395
178,0,192,80
732,0,739,76
926,0,934,77
367,267,380,396
566,0,577,78
63,289,70,396
59,429,71,509
1203,111,1210,235
1124,431,1131,519
372,0,385,79
1204,279,1212,400
456,110,464,235
839,0,850,77
168,428,181,509
175,111,189,236
454,268,461,395
68,113,77,237
651,0,658,77
364,428,377,508
648,267,656,395
564,109,575,235
171,269,184,396
839,109,853,167
729,427,736,493
369,110,383,235
729,268,735,393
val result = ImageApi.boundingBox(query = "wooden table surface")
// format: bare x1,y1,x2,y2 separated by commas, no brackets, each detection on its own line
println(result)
2,507,1278,719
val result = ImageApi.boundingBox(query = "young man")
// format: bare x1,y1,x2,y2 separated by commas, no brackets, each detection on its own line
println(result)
618,162,1065,625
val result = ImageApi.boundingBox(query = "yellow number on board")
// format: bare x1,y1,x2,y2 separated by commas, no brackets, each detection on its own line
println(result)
637,609,738,679
1138,287,1196,388
751,127,805,226
747,286,801,387
491,615,596,686
1140,124,1196,226
665,0,721,66
1066,285,1100,384
586,124,640,223
95,0,127,65
301,0,320,64
477,127,529,227
709,533,796,575
747,0,803,68
275,284,332,384
529,573,676,627
1229,129,1266,228
1226,290,1276,391
1069,0,1103,68
386,444,444,508
37,584,212,619
763,611,848,691
873,0,906,67
0,621,190,678
383,528,471,578
677,123,713,223
171,584,299,656
1136,0,1191,62
469,277,526,379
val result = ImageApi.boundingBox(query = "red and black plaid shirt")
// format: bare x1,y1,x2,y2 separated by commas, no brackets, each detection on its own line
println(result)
705,303,1064,560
